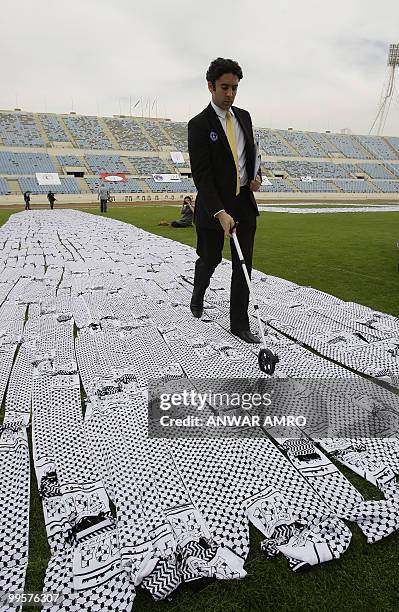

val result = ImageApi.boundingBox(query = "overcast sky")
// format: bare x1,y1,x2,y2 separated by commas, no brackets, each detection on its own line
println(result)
1,0,399,135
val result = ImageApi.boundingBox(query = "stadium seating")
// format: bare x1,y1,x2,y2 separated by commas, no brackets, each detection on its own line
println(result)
18,176,81,194
145,178,195,192
259,179,296,192
257,129,294,156
1,109,399,197
162,122,188,151
356,135,399,160
324,133,372,159
57,155,86,168
372,180,399,193
307,132,341,156
0,152,55,174
64,115,112,149
263,160,351,179
0,112,44,146
292,179,340,192
39,114,70,142
277,130,323,157
342,163,365,176
130,157,171,174
103,118,152,150
142,120,173,147
84,155,128,173
0,177,10,194
386,137,399,155
85,177,143,193
356,163,394,179
385,164,399,178
333,179,377,193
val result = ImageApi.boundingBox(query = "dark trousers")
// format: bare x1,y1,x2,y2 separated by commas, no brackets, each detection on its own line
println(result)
100,199,108,212
192,189,256,332
171,220,192,228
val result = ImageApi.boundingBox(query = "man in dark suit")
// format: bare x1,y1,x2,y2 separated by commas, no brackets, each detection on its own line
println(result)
188,57,262,343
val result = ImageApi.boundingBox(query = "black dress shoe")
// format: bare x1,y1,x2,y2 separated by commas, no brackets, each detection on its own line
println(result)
190,302,203,318
231,330,261,344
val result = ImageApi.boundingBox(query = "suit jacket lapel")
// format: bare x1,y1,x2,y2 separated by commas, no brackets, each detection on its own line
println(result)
205,103,255,179
205,103,235,162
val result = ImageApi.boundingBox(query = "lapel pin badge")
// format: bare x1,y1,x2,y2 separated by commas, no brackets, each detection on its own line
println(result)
210,131,218,141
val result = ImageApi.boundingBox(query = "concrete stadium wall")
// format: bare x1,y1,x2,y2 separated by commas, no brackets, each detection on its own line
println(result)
1,191,399,208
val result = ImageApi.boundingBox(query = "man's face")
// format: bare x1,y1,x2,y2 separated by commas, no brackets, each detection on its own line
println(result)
208,73,239,110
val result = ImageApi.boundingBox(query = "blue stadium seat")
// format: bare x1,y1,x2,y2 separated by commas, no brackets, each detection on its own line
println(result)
64,115,112,149
0,152,55,174
307,132,341,156
259,179,295,192
292,179,340,192
85,177,143,193
324,133,372,159
85,155,128,173
356,135,399,160
385,164,399,178
356,163,394,179
18,176,81,194
333,179,377,193
142,120,173,147
130,157,170,174
1,109,399,198
263,160,351,179
277,130,324,157
39,114,70,142
372,180,399,193
0,112,44,146
57,155,86,167
103,118,152,150
145,178,195,192
257,129,295,156
0,177,10,194
162,122,188,151
386,137,399,156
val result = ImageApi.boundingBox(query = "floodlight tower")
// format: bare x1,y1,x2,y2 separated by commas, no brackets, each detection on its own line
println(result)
369,43,399,135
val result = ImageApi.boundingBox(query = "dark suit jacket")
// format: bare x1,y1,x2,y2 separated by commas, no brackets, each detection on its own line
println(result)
188,103,260,229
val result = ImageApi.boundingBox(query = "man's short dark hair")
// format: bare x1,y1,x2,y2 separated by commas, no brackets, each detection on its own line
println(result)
206,58,243,86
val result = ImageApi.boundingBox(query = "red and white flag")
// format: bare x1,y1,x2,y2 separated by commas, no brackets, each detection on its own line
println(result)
100,173,127,183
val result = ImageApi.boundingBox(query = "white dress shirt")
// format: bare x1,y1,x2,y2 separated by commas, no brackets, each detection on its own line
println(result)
211,100,248,187
211,101,249,217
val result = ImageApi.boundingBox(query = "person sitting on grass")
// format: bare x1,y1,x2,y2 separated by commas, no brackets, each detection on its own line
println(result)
171,196,195,227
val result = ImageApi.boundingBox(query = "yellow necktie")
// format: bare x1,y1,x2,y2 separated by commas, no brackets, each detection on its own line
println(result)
226,110,240,196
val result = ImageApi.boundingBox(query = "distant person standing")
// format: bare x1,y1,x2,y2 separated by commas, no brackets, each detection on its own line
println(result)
98,183,110,213
23,191,31,210
47,190,56,209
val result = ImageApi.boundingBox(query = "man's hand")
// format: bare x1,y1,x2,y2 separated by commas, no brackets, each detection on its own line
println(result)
216,211,236,236
250,175,262,192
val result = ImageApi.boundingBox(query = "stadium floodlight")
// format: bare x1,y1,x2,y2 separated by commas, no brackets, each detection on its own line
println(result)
387,44,399,66
369,43,399,135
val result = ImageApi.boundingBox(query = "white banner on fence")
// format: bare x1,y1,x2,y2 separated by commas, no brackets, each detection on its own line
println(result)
300,175,313,182
170,152,184,164
261,177,272,185
36,172,61,186
152,173,181,183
